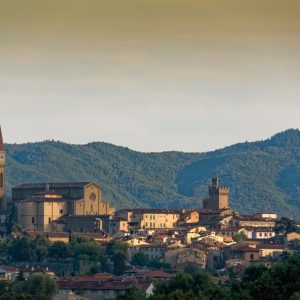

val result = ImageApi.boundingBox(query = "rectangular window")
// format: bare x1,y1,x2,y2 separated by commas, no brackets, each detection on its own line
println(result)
32,217,35,224
48,217,51,224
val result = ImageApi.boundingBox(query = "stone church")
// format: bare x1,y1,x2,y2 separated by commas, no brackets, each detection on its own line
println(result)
13,182,115,232
0,126,115,232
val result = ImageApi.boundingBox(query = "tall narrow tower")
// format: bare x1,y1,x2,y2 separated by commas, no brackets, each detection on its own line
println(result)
0,126,5,211
203,178,229,209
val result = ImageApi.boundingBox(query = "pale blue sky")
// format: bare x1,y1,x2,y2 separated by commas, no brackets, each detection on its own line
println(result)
0,0,299,152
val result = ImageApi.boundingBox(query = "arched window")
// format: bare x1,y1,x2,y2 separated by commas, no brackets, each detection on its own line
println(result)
0,173,3,188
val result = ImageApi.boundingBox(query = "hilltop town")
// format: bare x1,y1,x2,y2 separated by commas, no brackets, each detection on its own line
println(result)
0,127,300,300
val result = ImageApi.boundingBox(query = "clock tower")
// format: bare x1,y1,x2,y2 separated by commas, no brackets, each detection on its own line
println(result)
0,126,5,211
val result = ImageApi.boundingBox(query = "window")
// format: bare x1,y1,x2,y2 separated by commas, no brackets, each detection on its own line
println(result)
48,217,51,224
32,217,35,224
0,173,3,188
153,215,155,220
60,209,63,214
250,254,254,260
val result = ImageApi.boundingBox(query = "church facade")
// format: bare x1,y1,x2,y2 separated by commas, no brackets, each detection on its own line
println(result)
13,182,115,232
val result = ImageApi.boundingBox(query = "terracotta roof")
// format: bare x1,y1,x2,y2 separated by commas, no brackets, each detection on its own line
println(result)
16,192,67,203
0,265,19,272
131,244,167,249
58,273,112,282
14,182,94,189
0,126,3,151
231,244,260,252
256,245,289,250
57,278,152,291
233,215,275,222
199,208,231,214
125,269,175,279
117,208,181,214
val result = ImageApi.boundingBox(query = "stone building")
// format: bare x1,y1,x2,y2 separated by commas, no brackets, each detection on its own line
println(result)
15,189,67,232
13,182,115,216
0,127,5,211
203,178,229,210
115,208,181,230
13,182,115,232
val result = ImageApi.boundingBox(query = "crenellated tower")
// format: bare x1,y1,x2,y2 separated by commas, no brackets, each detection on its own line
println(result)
0,126,5,211
203,177,229,209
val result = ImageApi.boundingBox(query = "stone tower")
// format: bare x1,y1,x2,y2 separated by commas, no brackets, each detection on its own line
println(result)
0,126,5,211
203,177,229,209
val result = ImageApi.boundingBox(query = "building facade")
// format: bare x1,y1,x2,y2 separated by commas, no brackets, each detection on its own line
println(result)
14,182,115,232
115,208,181,230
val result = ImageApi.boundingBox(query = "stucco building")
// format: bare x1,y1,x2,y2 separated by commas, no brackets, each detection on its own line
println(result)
115,208,181,230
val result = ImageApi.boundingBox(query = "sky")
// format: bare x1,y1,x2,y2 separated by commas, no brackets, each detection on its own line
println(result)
0,0,300,152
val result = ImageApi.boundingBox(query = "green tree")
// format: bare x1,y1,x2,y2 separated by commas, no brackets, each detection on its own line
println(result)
16,270,25,282
34,236,50,261
6,204,20,234
48,241,71,261
113,253,126,276
0,237,9,263
275,217,300,234
73,240,104,262
116,285,147,300
9,237,37,261
132,252,149,267
106,240,128,259
232,232,247,243
14,274,57,300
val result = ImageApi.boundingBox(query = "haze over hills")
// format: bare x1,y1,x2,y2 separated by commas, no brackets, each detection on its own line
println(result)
4,129,300,218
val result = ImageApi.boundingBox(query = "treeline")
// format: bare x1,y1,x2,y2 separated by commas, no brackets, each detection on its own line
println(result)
5,129,300,216
0,235,129,275
118,253,300,300
0,274,57,300
0,235,168,276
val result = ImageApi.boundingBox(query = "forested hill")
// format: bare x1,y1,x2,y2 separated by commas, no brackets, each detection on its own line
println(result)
4,129,300,218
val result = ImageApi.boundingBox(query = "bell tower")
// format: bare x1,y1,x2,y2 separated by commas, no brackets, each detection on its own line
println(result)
0,126,5,211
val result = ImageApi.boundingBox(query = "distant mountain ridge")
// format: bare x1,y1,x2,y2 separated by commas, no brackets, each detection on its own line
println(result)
4,129,300,218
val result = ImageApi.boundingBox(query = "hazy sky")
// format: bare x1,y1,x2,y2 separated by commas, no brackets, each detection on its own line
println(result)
0,0,299,152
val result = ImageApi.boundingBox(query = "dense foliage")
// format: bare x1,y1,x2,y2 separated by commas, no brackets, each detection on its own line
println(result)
120,254,300,300
5,129,300,216
0,274,57,300
0,235,108,275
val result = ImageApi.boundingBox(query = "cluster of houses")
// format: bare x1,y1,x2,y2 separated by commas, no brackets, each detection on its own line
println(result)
1,177,300,299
